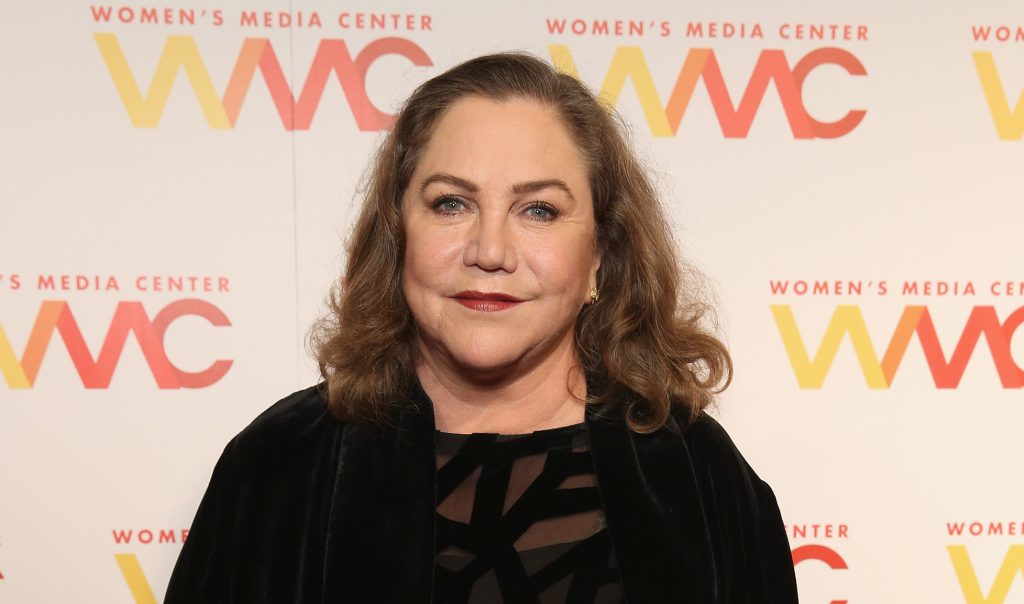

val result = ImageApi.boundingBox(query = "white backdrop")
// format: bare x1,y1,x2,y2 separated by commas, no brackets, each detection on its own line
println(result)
1,1,1022,602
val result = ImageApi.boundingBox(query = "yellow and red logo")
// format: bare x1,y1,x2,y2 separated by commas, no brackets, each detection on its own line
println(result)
947,522,1024,603
772,304,1024,388
971,25,1024,140
549,45,867,138
0,300,231,389
788,523,849,604
973,52,1024,140
113,528,189,604
770,305,1019,391
94,34,432,130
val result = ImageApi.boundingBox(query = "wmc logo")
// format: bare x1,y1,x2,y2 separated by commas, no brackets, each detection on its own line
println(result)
788,523,849,604
947,522,1024,603
949,545,1024,603
0,300,231,389
113,529,189,603
548,45,867,138
94,34,432,129
973,53,1024,141
115,554,156,604
772,305,1024,388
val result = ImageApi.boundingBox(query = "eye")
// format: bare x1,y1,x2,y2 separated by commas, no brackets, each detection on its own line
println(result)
430,195,466,215
524,202,559,221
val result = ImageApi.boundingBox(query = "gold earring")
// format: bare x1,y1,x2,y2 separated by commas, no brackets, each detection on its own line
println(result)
590,286,599,304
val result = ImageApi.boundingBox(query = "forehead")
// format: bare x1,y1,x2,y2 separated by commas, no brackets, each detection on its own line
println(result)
413,96,589,190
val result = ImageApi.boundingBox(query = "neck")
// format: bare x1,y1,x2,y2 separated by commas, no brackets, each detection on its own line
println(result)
414,331,587,434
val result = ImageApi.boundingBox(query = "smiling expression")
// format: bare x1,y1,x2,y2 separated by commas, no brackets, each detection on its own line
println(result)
401,96,601,376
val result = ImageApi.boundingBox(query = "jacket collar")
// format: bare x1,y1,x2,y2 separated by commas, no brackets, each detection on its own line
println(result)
322,379,716,603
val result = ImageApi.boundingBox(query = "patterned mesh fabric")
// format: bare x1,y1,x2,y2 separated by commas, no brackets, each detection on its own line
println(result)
433,422,623,603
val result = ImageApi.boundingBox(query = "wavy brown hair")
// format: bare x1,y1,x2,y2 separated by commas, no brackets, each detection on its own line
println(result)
312,51,732,433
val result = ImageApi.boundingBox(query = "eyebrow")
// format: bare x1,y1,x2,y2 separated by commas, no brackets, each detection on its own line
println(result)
420,173,477,194
418,172,576,201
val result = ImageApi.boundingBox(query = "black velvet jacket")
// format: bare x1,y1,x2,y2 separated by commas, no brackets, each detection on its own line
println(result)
165,382,798,603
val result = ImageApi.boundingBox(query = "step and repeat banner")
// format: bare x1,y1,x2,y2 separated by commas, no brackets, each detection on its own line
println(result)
1,1,1022,602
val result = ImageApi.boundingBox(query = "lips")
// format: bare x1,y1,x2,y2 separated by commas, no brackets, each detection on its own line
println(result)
451,290,524,312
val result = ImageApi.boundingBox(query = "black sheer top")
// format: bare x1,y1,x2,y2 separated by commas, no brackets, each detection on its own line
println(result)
433,422,623,603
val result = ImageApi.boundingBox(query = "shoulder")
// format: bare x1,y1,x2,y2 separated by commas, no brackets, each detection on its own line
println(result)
678,411,747,466
194,384,348,516
672,408,777,508
222,384,343,468
672,409,798,600
165,385,344,602
235,384,336,441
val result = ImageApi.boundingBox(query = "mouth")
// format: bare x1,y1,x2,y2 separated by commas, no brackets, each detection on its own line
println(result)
450,290,525,312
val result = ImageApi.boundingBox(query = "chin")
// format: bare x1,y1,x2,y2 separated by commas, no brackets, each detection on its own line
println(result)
445,339,529,376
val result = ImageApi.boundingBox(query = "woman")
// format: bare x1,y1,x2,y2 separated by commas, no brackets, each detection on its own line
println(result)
165,52,798,603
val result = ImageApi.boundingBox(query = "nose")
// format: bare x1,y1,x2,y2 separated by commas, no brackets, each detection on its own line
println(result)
463,210,517,272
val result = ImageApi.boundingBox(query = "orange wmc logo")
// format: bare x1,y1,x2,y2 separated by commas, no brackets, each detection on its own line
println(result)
949,545,1024,603
788,522,849,604
792,545,848,604
93,34,432,130
549,45,867,138
772,305,1024,388
0,300,231,389
113,529,189,603
972,49,1024,140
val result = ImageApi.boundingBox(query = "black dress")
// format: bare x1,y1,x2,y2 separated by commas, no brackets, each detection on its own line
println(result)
434,422,623,603
163,384,801,603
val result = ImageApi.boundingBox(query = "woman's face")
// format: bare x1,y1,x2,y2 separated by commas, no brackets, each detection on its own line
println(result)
401,96,600,378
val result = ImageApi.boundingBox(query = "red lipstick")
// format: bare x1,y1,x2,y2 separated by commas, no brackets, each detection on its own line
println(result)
451,291,524,312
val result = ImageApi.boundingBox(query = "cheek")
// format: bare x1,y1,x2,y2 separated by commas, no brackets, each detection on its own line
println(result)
525,234,596,295
403,228,463,294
